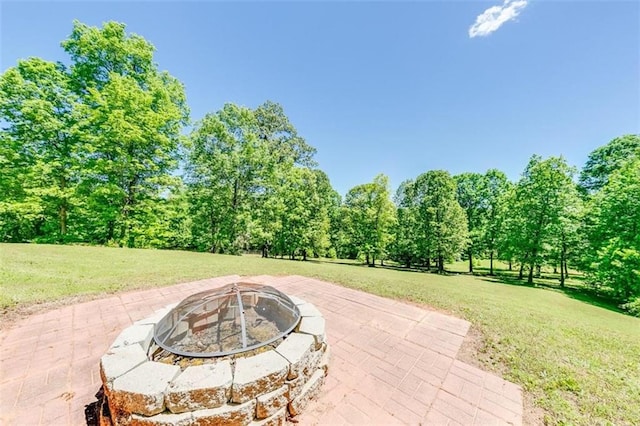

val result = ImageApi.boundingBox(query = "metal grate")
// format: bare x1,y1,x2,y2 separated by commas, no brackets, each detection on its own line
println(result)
153,283,300,357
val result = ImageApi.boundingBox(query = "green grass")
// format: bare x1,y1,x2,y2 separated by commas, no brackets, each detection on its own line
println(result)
2,243,639,425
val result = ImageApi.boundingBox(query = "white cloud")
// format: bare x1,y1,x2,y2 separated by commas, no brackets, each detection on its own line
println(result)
468,0,529,38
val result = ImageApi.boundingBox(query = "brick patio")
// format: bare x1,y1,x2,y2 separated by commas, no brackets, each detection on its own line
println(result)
0,275,523,425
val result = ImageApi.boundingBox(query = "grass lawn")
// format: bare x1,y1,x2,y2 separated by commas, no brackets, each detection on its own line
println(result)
2,243,639,425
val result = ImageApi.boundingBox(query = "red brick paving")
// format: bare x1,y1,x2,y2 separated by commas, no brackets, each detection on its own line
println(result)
0,275,523,425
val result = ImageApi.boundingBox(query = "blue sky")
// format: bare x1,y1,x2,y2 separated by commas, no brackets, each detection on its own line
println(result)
2,1,638,196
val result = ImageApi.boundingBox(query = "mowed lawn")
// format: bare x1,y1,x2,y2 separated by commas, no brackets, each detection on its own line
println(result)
1,244,639,425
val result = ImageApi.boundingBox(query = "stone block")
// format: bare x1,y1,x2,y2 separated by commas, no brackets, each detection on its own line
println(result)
288,369,325,416
129,411,193,426
297,317,325,349
250,407,286,426
191,400,256,426
296,303,323,318
231,351,289,404
111,324,154,351
319,344,331,376
166,362,233,413
256,385,288,419
100,345,149,391
275,333,315,380
112,362,180,416
286,376,303,401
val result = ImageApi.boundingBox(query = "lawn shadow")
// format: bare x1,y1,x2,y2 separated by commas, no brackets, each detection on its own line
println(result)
478,274,625,314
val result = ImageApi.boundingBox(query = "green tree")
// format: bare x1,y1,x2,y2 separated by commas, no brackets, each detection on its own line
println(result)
343,174,396,266
408,171,468,272
187,104,265,253
482,169,511,275
270,168,334,260
63,21,189,247
0,58,82,241
509,156,580,284
390,180,420,267
454,172,488,273
584,158,640,300
579,134,640,194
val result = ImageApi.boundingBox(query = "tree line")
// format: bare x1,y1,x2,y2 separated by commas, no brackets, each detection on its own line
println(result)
1,21,639,314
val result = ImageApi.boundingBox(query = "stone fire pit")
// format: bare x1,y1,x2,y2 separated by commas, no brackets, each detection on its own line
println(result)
99,283,329,425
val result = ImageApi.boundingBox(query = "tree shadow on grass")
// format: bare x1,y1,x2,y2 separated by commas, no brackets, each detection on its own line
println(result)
268,256,628,316
477,274,625,315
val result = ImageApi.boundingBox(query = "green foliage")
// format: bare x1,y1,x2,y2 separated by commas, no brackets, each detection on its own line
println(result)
621,297,640,317
343,174,396,266
0,20,188,247
579,134,640,194
393,171,468,271
186,101,332,258
502,156,581,283
584,159,640,299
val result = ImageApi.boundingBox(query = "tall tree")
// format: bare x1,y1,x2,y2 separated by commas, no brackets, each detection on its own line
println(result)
482,169,511,275
0,58,82,241
579,134,640,194
187,104,265,253
343,174,396,266
454,172,488,273
584,158,640,300
62,21,189,247
509,156,580,284
410,170,468,272
391,180,420,268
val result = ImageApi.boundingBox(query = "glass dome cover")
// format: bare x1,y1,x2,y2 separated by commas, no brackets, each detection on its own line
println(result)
154,283,301,357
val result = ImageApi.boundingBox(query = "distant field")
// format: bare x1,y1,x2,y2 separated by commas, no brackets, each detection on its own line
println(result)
1,243,639,425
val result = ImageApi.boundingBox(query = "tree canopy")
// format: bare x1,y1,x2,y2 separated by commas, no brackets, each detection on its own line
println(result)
1,20,638,314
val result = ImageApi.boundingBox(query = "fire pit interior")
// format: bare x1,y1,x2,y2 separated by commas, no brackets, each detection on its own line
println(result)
154,283,300,358
99,281,329,426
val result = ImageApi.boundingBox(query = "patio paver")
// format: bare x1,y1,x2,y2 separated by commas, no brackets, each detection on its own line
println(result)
0,275,523,425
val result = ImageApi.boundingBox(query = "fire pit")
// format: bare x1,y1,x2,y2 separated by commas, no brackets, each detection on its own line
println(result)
99,282,329,425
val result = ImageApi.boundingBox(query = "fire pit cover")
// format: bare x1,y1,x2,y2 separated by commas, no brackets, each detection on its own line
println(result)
153,283,300,357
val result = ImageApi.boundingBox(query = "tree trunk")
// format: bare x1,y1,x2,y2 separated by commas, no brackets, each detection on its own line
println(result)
559,245,566,287
59,176,67,239
564,260,569,278
509,260,512,271
59,203,67,239
489,252,494,275
302,249,307,261
438,254,444,273
365,253,370,266
468,250,473,273
528,261,535,284
426,257,431,270
518,263,524,280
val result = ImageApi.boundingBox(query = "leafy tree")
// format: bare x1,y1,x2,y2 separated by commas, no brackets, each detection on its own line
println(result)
579,134,640,194
187,101,327,257
270,168,335,260
187,104,265,253
508,156,580,284
254,100,317,167
406,171,468,272
454,172,488,273
0,58,82,241
62,21,189,247
390,180,420,268
482,169,511,275
343,174,396,266
584,158,640,300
